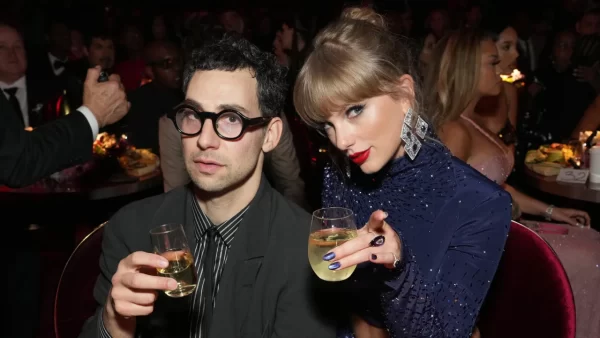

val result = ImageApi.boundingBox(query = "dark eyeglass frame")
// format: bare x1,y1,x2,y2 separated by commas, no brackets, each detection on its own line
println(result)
168,102,273,141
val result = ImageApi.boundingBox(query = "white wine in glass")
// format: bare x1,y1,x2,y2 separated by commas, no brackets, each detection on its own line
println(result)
308,207,358,282
150,224,197,298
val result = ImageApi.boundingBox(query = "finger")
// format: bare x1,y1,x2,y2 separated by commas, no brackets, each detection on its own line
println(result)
84,66,101,86
112,300,155,317
575,212,591,227
125,251,169,270
365,210,388,233
120,271,177,291
112,286,158,306
323,232,382,262
583,214,591,227
109,73,122,83
369,251,398,269
560,216,578,227
328,248,373,270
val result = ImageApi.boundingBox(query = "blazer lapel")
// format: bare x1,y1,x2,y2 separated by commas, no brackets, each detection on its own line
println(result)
210,177,274,338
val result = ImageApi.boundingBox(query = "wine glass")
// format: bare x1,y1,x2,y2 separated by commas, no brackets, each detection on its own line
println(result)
308,207,358,282
149,224,197,298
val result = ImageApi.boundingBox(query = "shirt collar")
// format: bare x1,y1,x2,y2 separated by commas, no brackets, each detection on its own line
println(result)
190,193,249,247
0,76,26,90
48,52,68,64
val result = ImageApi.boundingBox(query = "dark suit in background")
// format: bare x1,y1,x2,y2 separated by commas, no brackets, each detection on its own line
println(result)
0,93,94,188
79,179,336,338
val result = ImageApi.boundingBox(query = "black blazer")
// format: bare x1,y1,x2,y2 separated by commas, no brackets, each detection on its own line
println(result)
79,180,337,338
0,93,93,188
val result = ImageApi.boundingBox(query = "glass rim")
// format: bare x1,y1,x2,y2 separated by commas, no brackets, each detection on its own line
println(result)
312,207,354,221
149,223,185,236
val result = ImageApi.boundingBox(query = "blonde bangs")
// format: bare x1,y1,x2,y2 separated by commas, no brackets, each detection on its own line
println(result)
293,44,394,128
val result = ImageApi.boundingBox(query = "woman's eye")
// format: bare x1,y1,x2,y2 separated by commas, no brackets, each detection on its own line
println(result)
346,105,365,118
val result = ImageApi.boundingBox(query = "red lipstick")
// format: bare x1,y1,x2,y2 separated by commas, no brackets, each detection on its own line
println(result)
349,148,371,165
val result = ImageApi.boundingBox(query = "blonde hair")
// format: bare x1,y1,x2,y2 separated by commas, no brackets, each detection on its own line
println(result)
424,28,492,129
293,7,421,129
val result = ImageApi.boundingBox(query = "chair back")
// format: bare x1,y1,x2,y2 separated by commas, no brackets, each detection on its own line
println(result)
478,221,576,338
54,222,106,338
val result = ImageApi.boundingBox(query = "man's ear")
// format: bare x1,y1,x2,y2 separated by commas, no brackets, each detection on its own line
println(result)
262,116,282,153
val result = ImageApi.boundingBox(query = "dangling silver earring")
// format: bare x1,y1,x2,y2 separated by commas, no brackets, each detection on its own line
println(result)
401,108,428,160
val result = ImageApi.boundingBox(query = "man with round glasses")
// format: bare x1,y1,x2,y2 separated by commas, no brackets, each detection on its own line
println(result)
80,34,335,338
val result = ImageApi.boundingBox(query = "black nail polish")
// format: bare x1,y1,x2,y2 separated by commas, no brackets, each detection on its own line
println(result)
328,262,341,270
323,252,335,261
371,254,377,260
369,235,385,247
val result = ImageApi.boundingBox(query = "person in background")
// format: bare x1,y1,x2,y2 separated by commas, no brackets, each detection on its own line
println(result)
426,7,451,40
464,2,483,28
65,28,115,109
430,28,590,227
529,30,598,142
79,34,335,338
474,16,520,149
124,40,184,152
144,13,178,43
294,8,510,337
219,9,245,35
576,8,600,36
572,9,600,92
27,17,71,98
418,32,438,75
399,5,415,37
0,23,54,129
69,29,88,61
114,22,146,92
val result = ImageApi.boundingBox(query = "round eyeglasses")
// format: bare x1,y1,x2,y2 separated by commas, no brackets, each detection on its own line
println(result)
168,102,273,140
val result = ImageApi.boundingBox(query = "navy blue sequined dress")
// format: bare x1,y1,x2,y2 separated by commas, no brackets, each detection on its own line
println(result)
323,140,511,338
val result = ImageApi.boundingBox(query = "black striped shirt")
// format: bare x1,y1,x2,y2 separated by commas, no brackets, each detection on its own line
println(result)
188,196,248,338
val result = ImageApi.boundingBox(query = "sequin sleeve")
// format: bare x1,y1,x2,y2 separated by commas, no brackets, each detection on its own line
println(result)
321,165,345,209
382,190,511,337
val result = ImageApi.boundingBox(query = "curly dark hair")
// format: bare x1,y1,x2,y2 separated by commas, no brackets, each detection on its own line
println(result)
183,33,288,118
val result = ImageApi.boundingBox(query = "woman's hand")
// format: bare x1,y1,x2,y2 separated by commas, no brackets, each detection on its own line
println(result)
323,210,402,271
551,207,591,228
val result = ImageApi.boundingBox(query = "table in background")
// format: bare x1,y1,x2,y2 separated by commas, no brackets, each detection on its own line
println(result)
518,168,600,230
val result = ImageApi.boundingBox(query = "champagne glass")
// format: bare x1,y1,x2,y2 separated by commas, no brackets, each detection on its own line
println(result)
308,207,358,282
149,224,197,298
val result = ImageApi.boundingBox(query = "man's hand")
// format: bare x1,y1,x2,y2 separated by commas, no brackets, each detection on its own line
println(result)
103,251,177,337
82,66,130,128
573,66,598,83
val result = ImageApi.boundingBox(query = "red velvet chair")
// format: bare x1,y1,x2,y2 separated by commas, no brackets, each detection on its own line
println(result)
54,222,106,338
478,221,576,338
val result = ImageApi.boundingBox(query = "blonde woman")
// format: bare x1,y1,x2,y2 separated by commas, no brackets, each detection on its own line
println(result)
294,8,511,338
429,29,590,227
